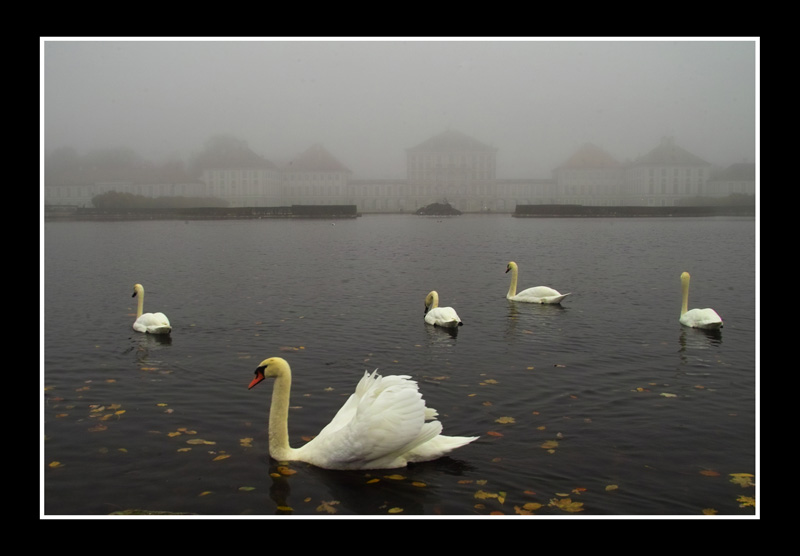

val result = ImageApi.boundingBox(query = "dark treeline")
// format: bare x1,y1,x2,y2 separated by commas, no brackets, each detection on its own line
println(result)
92,191,228,209
45,134,262,187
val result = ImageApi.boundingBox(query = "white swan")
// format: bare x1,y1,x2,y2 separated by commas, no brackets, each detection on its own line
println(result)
248,357,478,470
679,272,723,330
131,283,172,334
505,261,570,304
424,290,463,328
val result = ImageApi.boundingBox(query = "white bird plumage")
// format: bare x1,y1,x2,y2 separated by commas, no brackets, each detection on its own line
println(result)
679,272,723,329
505,261,570,304
424,290,463,328
248,357,478,470
131,283,172,334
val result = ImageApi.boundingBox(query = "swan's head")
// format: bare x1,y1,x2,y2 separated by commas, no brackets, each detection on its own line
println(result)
249,357,290,389
681,271,691,286
132,283,144,298
424,291,438,313
506,262,517,274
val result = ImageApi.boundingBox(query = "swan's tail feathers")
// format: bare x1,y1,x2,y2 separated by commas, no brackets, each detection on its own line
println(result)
407,434,479,463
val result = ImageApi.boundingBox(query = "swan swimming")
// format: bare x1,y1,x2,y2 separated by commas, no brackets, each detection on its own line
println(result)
248,357,478,470
679,272,723,330
424,290,463,328
131,283,172,334
505,261,570,304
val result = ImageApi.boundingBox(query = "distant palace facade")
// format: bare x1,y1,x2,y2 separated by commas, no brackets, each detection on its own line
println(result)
44,130,755,213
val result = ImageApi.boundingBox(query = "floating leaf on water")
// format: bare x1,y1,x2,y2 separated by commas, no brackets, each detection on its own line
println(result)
730,473,755,487
198,491,213,497
487,431,503,437
540,440,559,450
168,432,182,437
495,416,515,424
49,461,63,468
737,496,755,508
702,508,718,515
383,474,405,481
277,466,296,476
605,484,618,491
549,497,584,512
366,478,380,484
186,438,216,445
514,502,542,514
239,486,256,491
660,392,677,398
212,454,230,461
388,507,404,514
411,481,427,488
700,470,721,477
317,500,339,514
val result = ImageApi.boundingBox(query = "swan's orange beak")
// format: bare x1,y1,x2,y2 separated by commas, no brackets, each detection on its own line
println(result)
248,368,265,389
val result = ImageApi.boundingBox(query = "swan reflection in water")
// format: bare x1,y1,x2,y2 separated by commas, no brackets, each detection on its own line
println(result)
264,454,477,515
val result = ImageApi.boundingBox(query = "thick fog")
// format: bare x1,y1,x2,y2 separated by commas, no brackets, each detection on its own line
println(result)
42,38,757,179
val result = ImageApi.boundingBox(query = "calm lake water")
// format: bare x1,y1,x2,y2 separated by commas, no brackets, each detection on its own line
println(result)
41,214,758,518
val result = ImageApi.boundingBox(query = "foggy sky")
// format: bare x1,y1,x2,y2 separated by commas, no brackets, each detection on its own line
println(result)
42,38,758,179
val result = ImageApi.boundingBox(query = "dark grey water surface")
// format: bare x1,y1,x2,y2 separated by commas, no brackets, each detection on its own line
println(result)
42,215,758,517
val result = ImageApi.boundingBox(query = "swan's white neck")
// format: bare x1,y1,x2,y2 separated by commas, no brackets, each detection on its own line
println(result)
507,264,518,299
267,365,296,461
135,286,145,318
680,273,690,316
426,291,439,310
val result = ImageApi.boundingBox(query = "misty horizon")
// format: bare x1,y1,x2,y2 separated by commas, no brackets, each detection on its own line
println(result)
42,38,758,180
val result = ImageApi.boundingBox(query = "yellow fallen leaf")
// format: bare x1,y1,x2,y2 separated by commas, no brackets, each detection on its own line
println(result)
737,496,755,508
495,416,515,424
317,501,339,514
605,484,618,491
49,461,63,468
702,508,718,515
212,454,230,461
549,497,584,512
540,440,559,450
730,473,755,487
514,502,542,514
198,491,213,497
277,466,296,475
383,474,405,480
388,507,404,514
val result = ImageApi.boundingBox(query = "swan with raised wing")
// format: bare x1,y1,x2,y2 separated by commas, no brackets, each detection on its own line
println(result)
505,261,570,304
248,357,478,470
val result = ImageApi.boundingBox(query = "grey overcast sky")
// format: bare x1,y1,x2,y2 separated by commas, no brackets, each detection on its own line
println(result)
41,38,758,179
